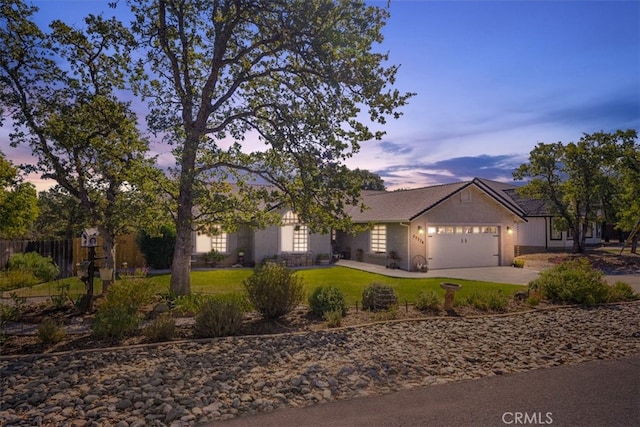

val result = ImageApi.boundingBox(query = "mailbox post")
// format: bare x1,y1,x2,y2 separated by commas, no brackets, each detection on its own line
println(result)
78,228,99,313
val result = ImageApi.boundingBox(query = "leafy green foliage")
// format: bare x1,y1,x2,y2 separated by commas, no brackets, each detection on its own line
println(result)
0,270,40,292
7,252,60,282
0,154,39,238
528,259,610,305
514,130,638,253
308,286,348,317
362,282,398,311
137,225,176,269
36,319,66,345
143,313,176,343
194,298,244,338
323,310,343,328
415,290,441,311
607,281,638,302
243,263,305,320
457,290,509,312
91,278,154,339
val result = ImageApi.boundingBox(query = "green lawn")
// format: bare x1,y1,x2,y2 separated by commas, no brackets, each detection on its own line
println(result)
3,266,523,307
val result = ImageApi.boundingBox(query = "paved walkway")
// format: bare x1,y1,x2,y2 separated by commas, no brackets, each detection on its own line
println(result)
217,354,640,427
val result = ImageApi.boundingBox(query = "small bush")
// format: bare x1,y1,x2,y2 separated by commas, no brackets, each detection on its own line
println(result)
143,313,176,342
7,252,60,282
608,281,638,302
92,278,154,339
243,263,305,320
462,290,509,312
50,284,71,309
529,258,610,306
323,309,343,328
194,297,244,338
37,319,66,345
415,290,441,311
308,286,348,317
0,270,40,292
362,282,398,311
526,293,541,307
512,259,525,268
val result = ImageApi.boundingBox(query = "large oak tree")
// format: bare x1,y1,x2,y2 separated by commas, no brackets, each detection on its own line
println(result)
128,0,413,295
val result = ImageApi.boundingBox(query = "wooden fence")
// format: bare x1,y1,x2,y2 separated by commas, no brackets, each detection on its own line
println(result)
1,233,147,278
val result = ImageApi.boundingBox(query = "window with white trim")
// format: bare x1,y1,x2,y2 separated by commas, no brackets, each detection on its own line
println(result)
281,211,308,252
210,226,228,253
371,224,387,253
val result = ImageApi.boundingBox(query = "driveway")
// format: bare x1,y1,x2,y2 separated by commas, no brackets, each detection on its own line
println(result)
336,260,540,285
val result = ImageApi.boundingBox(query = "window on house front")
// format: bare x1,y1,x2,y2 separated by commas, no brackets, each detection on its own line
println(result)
293,225,308,252
281,211,308,252
371,224,387,253
210,227,228,253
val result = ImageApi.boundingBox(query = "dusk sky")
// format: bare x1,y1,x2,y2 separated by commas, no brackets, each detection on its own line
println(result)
2,0,639,191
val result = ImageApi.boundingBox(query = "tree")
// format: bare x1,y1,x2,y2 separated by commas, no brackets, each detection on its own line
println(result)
612,130,640,253
513,130,636,253
0,152,39,238
0,1,166,308
128,0,413,295
31,186,90,240
353,168,386,191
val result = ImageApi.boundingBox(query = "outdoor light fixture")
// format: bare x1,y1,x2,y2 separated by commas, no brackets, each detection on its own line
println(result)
418,226,425,234
507,226,513,234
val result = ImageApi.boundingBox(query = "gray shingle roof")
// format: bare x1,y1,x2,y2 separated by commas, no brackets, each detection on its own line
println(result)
347,178,545,222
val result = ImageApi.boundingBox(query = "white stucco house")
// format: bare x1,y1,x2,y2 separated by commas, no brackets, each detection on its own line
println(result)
192,178,602,270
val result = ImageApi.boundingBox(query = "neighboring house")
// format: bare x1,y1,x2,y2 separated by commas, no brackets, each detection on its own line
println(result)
193,178,602,270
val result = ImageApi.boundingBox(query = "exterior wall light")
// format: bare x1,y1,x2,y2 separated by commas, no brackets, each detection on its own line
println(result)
418,226,425,234
507,226,513,234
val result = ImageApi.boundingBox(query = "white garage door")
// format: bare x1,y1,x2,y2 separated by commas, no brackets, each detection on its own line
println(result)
427,225,500,269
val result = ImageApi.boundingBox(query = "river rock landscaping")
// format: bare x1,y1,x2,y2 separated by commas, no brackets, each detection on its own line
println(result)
2,302,639,426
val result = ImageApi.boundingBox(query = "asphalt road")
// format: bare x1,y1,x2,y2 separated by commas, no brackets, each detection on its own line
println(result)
215,354,640,427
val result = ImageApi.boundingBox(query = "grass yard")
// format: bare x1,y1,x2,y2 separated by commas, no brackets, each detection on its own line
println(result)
4,266,523,307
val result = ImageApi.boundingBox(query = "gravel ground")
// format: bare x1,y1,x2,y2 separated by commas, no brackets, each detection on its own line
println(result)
2,302,639,426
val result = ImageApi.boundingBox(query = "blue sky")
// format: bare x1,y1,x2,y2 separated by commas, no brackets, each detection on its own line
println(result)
2,0,639,191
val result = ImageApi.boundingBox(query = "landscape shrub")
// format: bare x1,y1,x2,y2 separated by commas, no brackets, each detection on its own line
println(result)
91,278,154,339
0,270,41,291
528,258,610,306
36,319,66,345
243,263,305,320
308,286,348,317
415,290,441,311
323,309,343,328
143,313,176,342
607,281,638,302
194,297,244,338
362,282,398,311
460,290,509,312
7,252,60,282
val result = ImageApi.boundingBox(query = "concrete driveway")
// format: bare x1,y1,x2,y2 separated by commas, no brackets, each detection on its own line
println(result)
336,260,540,285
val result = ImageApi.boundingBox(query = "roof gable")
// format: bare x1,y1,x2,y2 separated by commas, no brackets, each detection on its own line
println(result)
348,178,529,222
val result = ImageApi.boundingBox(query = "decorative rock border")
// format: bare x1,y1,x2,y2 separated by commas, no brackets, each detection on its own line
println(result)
2,302,639,426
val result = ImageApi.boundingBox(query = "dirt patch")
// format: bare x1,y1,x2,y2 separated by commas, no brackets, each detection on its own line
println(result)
516,248,640,274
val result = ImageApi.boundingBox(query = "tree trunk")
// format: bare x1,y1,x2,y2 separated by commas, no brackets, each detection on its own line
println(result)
170,137,198,296
572,226,582,253
99,228,116,294
632,234,638,254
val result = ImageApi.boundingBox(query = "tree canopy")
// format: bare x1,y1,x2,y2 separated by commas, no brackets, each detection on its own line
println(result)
126,0,413,295
0,153,38,238
513,129,639,253
0,0,167,275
